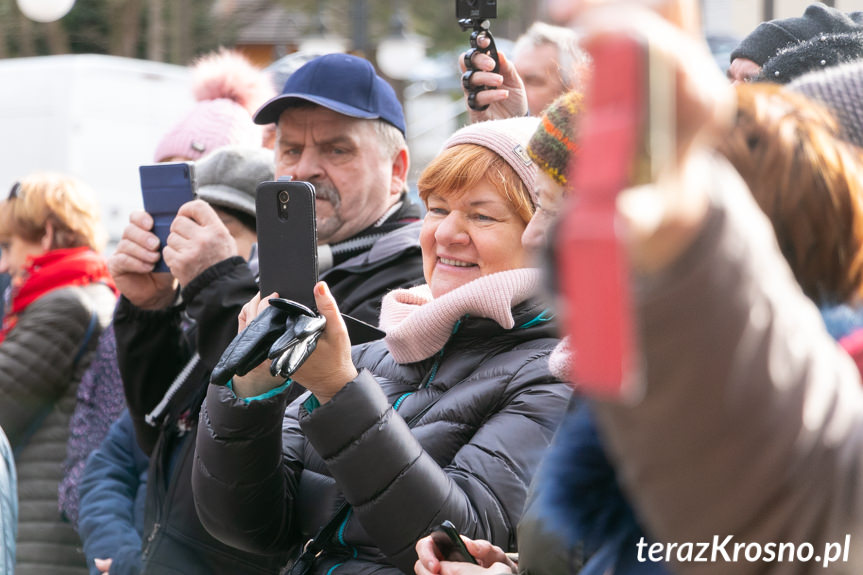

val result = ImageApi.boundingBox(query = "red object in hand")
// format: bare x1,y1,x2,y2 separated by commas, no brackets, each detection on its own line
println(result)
557,35,647,399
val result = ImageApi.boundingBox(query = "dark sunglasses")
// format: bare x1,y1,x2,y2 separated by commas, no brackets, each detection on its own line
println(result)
8,182,20,200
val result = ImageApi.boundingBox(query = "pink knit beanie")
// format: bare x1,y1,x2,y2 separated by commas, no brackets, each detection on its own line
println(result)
154,48,275,162
443,116,541,204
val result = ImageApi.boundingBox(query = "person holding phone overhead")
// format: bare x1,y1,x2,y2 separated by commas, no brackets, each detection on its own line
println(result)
0,174,117,575
108,53,427,575
191,116,571,574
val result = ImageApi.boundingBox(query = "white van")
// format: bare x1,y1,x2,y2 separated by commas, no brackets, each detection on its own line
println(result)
0,54,193,243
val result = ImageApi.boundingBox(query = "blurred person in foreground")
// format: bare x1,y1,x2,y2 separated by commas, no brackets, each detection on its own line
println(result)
0,174,117,575
715,83,863,367
191,117,572,574
537,1,863,574
79,145,273,575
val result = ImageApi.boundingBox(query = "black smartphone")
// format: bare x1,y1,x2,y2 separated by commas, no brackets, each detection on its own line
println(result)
139,161,197,272
430,520,478,564
256,179,318,311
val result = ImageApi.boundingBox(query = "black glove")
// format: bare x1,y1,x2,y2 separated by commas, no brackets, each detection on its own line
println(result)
268,312,326,379
211,298,324,386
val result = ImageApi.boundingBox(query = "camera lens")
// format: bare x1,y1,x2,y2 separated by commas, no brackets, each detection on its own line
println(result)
278,190,289,204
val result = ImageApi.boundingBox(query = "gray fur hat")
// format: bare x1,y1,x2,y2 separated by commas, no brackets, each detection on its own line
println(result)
194,145,274,218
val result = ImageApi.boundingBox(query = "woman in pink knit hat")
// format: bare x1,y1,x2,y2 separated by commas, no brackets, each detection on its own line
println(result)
191,117,572,575
154,47,274,162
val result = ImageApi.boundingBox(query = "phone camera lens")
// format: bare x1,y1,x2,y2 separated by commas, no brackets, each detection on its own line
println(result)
278,190,289,204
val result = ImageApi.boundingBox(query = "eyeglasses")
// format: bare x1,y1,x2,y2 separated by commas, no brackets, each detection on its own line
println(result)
8,182,20,200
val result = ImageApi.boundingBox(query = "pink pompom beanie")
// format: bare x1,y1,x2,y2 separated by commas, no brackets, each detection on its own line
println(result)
154,48,275,162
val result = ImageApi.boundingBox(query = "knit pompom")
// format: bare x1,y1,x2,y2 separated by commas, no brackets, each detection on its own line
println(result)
153,48,272,162
527,91,584,186
191,47,275,114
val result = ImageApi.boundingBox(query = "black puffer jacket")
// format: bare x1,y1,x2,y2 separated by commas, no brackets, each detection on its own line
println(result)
192,299,572,575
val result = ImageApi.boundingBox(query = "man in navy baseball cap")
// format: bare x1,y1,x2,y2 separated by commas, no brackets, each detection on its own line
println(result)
255,53,406,136
250,51,424,320
252,53,418,253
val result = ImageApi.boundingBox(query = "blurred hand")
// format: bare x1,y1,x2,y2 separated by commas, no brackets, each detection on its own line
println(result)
94,557,112,574
548,0,699,30
414,533,516,575
573,1,733,273
108,211,177,310
459,37,528,122
164,200,238,287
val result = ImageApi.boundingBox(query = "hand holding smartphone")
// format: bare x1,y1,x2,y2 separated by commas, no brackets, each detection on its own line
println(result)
139,162,196,273
430,521,478,564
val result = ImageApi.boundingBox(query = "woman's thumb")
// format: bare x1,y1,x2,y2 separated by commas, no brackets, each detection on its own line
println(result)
314,282,339,320
313,281,350,343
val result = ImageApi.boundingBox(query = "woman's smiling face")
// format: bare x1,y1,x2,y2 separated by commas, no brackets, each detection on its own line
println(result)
420,179,529,298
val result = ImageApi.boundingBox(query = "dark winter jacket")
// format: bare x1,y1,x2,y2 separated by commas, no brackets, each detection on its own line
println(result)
114,257,289,575
113,214,425,574
1,283,116,575
192,299,572,575
77,410,148,575
533,402,670,575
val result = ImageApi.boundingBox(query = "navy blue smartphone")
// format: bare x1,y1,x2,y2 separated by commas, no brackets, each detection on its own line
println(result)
256,179,318,311
139,162,196,273
430,521,478,564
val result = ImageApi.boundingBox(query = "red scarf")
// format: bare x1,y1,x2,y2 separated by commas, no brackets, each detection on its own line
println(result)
0,247,117,342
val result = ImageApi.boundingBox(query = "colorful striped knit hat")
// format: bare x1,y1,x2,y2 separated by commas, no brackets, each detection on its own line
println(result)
527,90,583,185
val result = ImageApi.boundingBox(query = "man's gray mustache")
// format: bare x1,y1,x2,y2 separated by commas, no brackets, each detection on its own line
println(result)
312,184,341,207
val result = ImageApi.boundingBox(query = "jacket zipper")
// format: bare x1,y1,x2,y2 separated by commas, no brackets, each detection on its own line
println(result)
142,522,161,559
146,352,200,426
141,429,173,561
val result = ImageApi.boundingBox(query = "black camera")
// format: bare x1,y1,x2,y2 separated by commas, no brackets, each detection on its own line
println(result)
456,0,497,20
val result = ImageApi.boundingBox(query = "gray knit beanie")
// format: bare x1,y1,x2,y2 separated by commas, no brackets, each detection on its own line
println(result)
443,117,541,204
194,145,274,218
789,60,863,148
731,3,863,66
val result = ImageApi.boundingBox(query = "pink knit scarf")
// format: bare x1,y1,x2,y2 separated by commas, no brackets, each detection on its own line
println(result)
380,268,541,364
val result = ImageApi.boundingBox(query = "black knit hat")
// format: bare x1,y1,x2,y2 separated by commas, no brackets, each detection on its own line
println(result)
759,31,863,84
730,3,863,66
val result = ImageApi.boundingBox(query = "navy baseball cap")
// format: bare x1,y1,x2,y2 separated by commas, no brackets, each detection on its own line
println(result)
253,53,406,136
